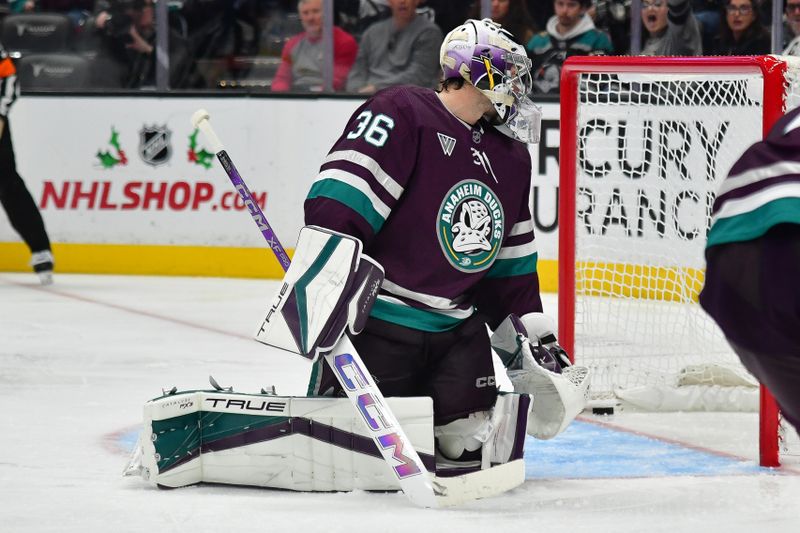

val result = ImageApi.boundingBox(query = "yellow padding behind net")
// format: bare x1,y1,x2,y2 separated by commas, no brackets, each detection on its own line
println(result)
575,261,705,303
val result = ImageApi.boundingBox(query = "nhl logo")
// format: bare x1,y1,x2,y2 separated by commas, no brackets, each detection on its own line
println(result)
139,125,172,167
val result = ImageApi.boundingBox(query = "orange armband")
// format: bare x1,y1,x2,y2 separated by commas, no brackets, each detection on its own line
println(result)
0,57,16,78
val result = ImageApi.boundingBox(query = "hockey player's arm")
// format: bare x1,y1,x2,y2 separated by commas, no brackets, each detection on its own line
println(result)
474,180,543,328
304,89,416,244
0,50,18,120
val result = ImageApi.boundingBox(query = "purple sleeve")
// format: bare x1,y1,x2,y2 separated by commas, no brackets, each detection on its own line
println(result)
474,170,544,329
305,88,419,245
475,274,544,330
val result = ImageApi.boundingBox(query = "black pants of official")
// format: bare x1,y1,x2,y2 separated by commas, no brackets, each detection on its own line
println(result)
0,120,50,253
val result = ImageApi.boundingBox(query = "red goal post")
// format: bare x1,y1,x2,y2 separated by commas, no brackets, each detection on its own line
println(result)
558,56,795,467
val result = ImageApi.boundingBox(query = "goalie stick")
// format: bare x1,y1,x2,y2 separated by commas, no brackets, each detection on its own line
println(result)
191,109,442,508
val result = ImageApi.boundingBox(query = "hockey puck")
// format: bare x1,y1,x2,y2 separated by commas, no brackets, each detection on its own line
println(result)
592,406,615,415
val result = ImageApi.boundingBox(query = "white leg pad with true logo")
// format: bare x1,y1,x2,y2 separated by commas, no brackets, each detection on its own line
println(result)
124,390,435,492
124,389,527,501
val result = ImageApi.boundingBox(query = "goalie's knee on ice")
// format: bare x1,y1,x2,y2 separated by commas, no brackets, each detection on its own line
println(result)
434,411,492,460
434,393,530,467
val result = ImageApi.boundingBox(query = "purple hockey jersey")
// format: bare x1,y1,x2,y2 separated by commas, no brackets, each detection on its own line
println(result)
700,107,800,430
706,106,800,248
305,85,542,332
700,105,800,357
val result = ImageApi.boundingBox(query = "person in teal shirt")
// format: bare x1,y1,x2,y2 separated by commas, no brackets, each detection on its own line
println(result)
526,0,613,94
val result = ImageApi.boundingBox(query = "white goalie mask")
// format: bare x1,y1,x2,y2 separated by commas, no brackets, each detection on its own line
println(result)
439,19,542,143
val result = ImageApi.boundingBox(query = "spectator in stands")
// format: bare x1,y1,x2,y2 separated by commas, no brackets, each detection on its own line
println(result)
90,0,195,88
12,0,95,11
783,0,800,54
336,0,391,40
35,1,95,26
425,0,475,34
527,0,555,30
639,0,702,55
271,0,358,92
591,0,632,53
526,0,613,95
491,0,538,44
345,0,443,94
9,1,36,12
7,1,95,32
693,0,722,53
711,0,771,54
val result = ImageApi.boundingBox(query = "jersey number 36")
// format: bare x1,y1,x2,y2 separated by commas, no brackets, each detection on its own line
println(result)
346,110,395,148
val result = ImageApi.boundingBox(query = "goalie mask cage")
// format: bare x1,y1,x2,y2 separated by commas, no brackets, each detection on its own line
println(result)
558,55,800,468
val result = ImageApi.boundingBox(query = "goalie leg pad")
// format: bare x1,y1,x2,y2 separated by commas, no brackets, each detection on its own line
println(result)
433,392,529,468
254,226,384,361
481,392,530,467
124,388,528,500
125,390,435,492
491,313,590,440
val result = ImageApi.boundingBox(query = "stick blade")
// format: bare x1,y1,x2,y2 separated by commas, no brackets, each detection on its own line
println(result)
432,459,525,507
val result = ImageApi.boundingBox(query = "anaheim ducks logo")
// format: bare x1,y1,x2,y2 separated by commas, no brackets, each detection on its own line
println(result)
437,180,504,273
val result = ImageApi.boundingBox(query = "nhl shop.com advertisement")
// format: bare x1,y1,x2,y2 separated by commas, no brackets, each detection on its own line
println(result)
4,96,562,258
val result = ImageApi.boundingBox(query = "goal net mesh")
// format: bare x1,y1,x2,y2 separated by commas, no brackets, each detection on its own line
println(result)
572,67,786,409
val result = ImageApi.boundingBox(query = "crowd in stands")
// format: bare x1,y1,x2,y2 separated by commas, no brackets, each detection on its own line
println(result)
0,0,797,93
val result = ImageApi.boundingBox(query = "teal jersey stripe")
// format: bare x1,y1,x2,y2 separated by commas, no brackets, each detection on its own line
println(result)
369,298,465,332
307,179,386,233
707,198,800,248
484,252,538,279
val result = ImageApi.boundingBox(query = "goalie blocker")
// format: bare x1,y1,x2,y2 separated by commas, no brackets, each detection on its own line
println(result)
254,225,384,362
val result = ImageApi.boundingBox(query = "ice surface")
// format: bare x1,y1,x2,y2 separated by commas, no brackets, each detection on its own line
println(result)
1,273,798,533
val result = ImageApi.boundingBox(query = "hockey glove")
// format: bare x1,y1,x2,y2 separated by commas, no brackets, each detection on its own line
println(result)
491,313,590,439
